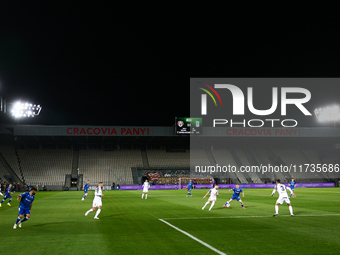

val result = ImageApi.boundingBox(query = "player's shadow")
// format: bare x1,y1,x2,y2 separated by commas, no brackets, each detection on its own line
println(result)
96,214,125,218
30,221,73,228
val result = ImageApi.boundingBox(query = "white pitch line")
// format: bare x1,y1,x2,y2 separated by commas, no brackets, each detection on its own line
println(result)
42,195,181,199
162,214,340,220
159,219,227,255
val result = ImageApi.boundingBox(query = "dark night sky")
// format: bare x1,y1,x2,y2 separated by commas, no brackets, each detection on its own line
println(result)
1,5,340,126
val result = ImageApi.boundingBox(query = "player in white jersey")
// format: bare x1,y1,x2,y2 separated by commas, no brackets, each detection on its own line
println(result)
85,182,104,219
0,184,3,196
141,180,150,199
202,185,219,211
271,179,296,216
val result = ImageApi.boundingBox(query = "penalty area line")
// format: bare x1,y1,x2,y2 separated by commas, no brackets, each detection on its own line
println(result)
162,214,340,220
159,219,227,255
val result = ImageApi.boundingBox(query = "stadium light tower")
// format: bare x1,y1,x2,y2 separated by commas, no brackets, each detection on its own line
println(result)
0,96,6,113
9,101,42,118
314,105,340,127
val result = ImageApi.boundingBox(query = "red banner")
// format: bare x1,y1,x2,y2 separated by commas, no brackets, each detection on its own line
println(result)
66,127,150,136
226,128,301,136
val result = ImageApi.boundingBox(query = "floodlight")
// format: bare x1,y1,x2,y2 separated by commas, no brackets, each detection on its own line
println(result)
314,105,340,123
10,101,42,118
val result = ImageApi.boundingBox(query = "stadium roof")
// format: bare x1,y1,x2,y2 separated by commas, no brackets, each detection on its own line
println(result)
1,124,340,137
1,124,340,147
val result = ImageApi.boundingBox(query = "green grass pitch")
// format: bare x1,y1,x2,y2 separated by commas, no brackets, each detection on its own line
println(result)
1,187,339,255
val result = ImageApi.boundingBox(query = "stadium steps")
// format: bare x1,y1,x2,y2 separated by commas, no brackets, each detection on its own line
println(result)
0,175,9,184
210,149,241,184
266,149,290,182
230,148,253,183
322,157,339,182
229,148,250,183
0,152,22,183
141,149,149,168
242,148,263,183
257,149,287,182
131,167,139,184
77,174,83,190
65,174,71,189
71,149,80,177
205,149,216,165
251,149,275,183
0,162,10,183
0,158,9,180
14,148,26,184
298,148,328,182
0,146,22,182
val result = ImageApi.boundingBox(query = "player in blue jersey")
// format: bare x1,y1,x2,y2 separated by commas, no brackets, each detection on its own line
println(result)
82,180,90,201
0,183,14,207
288,179,296,198
13,187,37,229
223,184,246,209
186,180,194,197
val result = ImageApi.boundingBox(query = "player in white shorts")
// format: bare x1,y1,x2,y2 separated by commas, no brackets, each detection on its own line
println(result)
141,180,150,199
271,179,296,217
85,182,104,219
202,185,219,211
0,184,3,197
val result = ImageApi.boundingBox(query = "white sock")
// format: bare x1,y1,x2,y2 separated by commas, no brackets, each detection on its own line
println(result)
209,201,215,210
145,194,148,199
142,194,144,199
202,201,209,209
289,206,293,214
95,209,101,218
275,205,279,214
86,208,93,214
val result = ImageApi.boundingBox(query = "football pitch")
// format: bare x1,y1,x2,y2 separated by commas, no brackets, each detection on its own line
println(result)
1,187,340,255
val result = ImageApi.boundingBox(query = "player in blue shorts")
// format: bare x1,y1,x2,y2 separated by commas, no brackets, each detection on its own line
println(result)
0,183,14,207
223,184,246,209
186,180,194,197
82,180,90,201
288,179,296,198
13,187,37,229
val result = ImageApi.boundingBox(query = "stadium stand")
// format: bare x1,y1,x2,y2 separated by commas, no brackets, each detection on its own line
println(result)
189,148,217,181
0,129,338,189
272,148,319,182
0,146,337,186
0,145,22,181
252,148,287,182
17,149,73,186
147,149,189,168
190,149,211,167
321,157,339,180
299,148,329,181
78,149,143,185
234,148,262,183
0,162,8,182
210,149,242,183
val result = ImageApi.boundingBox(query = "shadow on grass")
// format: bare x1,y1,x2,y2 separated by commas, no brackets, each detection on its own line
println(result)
92,214,125,219
29,221,74,228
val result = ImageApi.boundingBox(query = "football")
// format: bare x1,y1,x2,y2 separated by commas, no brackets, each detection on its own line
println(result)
226,204,231,208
